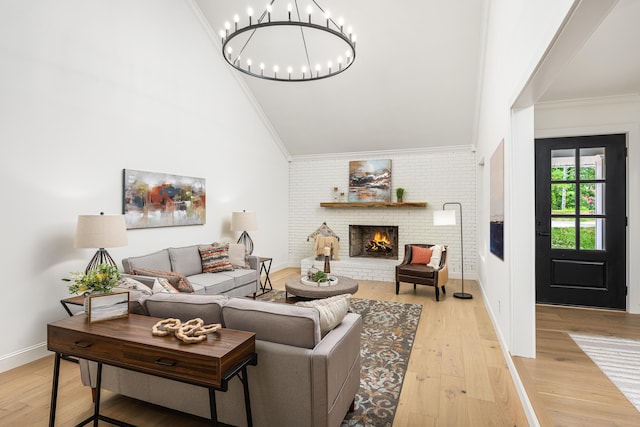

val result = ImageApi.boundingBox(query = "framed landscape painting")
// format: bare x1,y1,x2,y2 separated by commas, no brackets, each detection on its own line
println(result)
348,160,392,202
122,169,206,229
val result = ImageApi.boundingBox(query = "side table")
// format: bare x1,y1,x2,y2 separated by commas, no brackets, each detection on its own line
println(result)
60,295,84,317
258,257,273,293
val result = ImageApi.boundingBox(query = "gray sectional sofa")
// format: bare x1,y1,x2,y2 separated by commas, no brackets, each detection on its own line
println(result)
122,243,259,297
78,293,363,427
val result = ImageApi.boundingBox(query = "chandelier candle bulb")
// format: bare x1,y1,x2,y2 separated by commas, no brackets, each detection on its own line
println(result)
234,14,239,31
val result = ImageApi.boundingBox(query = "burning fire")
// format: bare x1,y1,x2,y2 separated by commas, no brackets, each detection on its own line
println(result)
373,231,391,245
367,231,392,252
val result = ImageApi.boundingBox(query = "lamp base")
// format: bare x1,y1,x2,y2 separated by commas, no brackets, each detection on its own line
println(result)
453,292,473,299
85,248,117,273
237,231,254,255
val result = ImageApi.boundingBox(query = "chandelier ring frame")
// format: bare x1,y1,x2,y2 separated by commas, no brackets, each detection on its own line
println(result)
221,21,356,82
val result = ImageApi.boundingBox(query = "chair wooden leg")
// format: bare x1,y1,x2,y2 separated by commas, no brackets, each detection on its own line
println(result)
413,283,416,290
441,285,446,294
395,281,400,294
435,286,440,301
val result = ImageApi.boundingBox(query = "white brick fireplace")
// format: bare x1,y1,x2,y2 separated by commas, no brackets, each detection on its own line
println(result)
289,147,477,282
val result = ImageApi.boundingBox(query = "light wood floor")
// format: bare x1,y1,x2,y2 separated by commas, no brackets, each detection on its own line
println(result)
513,304,640,426
0,268,530,426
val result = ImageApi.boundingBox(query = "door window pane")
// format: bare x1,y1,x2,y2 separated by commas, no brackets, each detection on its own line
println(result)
579,183,605,215
551,183,576,214
551,217,576,249
551,149,576,181
579,147,605,180
579,218,605,251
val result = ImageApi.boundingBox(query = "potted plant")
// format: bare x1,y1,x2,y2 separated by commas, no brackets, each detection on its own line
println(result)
68,263,122,295
396,187,405,203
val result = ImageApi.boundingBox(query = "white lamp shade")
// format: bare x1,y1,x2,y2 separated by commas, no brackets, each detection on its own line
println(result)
433,209,456,226
231,210,258,231
75,214,128,248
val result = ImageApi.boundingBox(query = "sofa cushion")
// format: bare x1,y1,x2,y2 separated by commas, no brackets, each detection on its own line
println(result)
219,269,259,287
222,298,321,349
168,245,203,276
295,294,352,336
144,293,227,325
122,249,172,273
188,273,236,294
132,268,194,293
228,243,249,268
199,245,234,273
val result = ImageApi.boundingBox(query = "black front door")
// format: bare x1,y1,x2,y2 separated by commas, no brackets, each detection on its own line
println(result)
535,134,626,309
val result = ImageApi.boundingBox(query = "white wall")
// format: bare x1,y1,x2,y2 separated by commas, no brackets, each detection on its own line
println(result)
0,0,289,372
535,95,640,314
289,147,477,280
475,0,574,358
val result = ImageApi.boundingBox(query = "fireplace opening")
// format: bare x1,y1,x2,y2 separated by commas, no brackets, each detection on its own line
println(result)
349,225,399,259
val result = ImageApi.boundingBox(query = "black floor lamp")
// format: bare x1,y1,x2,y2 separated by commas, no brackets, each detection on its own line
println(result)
433,202,472,299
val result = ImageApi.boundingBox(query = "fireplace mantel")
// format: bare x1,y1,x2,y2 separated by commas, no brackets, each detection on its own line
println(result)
320,202,426,208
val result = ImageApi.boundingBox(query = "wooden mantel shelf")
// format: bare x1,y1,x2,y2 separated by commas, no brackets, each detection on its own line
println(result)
320,202,427,208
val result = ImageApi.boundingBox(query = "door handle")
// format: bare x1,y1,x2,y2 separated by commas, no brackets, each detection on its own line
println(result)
537,232,551,237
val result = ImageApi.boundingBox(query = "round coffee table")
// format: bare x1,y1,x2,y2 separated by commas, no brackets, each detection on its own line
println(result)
285,275,359,299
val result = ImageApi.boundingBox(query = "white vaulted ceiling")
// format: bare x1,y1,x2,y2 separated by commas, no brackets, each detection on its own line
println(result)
194,0,640,156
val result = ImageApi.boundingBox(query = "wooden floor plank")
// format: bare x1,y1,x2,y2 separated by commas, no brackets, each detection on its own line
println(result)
513,304,640,426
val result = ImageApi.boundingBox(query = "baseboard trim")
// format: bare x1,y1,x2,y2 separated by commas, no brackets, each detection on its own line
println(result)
0,342,50,374
476,278,540,427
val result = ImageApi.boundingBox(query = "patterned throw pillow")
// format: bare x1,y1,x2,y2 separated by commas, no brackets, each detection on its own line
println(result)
132,268,194,293
199,244,234,273
152,277,179,294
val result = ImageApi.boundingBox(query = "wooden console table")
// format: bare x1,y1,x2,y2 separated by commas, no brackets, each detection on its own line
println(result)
47,314,256,427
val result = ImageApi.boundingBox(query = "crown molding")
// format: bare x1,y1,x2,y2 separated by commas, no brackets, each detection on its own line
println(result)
536,93,640,111
290,145,474,162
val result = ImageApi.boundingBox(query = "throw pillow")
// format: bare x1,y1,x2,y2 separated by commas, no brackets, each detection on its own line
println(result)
132,268,194,293
228,243,249,269
428,245,443,268
199,244,234,273
295,294,351,336
411,246,432,264
116,276,153,296
152,277,179,294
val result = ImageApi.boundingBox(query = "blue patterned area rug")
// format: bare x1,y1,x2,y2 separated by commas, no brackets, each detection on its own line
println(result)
256,291,422,427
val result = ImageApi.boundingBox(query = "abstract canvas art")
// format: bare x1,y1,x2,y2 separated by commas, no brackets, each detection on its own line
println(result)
123,169,206,229
490,140,504,260
348,160,392,202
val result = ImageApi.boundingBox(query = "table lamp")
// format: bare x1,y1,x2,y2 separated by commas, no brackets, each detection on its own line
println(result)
75,212,128,273
231,210,258,255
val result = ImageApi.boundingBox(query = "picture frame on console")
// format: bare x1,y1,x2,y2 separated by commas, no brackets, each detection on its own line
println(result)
87,291,129,323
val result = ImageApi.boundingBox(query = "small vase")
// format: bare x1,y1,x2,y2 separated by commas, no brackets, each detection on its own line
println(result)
397,197,403,203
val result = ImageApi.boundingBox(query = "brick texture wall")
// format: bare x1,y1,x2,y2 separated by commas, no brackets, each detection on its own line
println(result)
289,147,477,281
